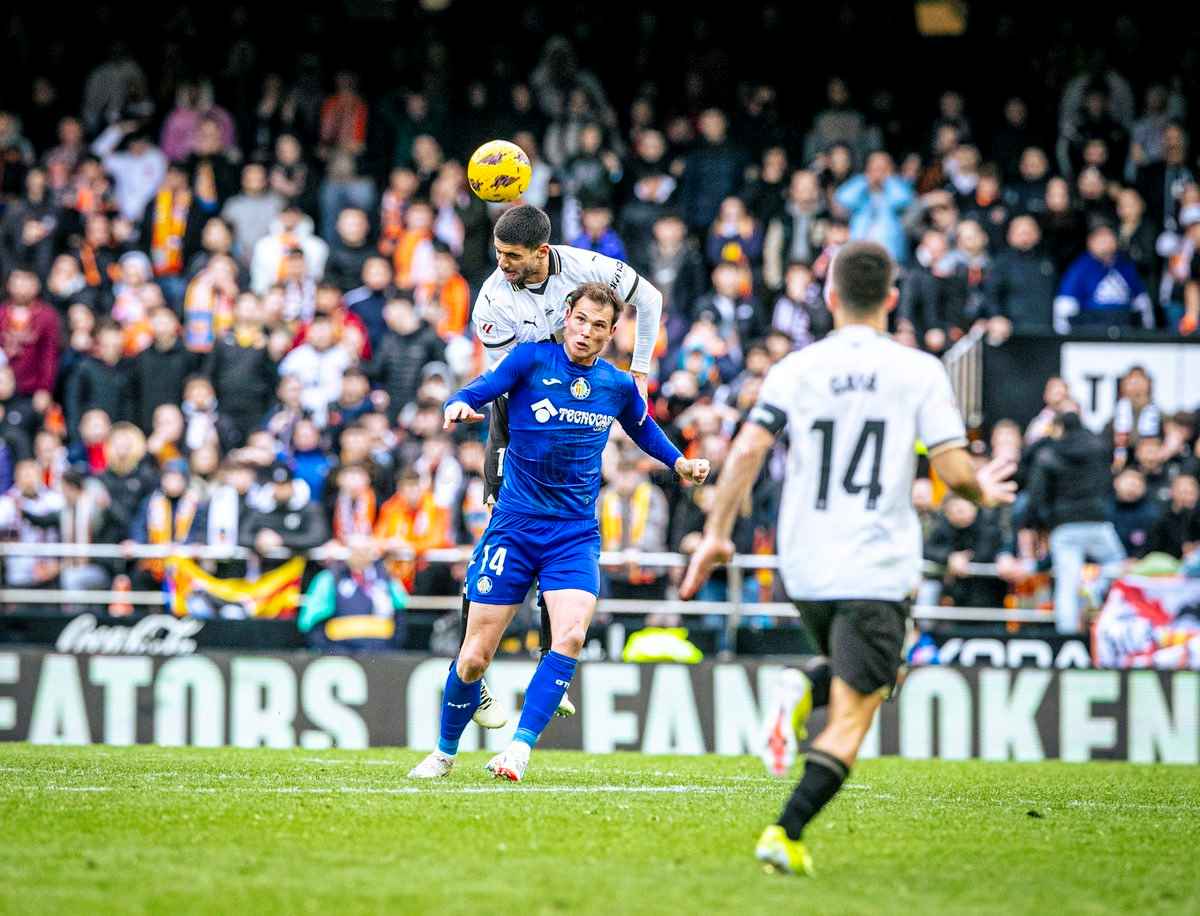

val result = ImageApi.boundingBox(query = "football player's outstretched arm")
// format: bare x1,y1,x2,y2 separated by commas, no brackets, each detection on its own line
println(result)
618,382,710,484
929,447,1017,509
443,343,535,428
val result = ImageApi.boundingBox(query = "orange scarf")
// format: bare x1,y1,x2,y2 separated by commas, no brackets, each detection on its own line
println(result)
600,483,656,584
143,490,200,581
150,190,189,277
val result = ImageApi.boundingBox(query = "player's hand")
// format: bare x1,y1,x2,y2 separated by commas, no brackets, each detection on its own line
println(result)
679,532,734,600
443,402,485,429
675,457,711,485
632,371,650,422
977,456,1018,508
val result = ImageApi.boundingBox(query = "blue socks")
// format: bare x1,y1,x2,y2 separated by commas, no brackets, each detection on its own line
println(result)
437,661,482,756
513,651,578,749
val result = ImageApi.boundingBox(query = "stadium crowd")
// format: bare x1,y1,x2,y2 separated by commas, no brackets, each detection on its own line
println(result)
0,16,1199,639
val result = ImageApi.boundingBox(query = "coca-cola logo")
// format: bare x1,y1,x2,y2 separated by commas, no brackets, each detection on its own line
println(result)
55,614,204,656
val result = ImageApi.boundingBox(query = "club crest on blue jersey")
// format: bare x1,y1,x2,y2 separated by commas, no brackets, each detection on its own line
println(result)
477,575,493,595
570,378,591,400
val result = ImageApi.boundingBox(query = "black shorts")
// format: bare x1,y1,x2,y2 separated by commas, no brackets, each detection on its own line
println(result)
792,599,909,696
483,394,509,504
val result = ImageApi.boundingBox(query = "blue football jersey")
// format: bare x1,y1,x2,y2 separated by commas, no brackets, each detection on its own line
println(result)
446,342,682,518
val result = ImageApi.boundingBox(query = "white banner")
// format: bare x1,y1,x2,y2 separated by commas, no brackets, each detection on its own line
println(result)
1060,342,1200,432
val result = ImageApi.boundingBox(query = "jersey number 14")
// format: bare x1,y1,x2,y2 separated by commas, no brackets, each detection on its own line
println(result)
811,419,886,511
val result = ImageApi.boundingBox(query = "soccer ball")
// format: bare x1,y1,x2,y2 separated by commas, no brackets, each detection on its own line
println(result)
467,140,532,203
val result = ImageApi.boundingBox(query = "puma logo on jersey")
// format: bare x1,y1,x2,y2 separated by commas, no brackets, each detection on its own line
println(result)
830,372,878,395
542,378,563,386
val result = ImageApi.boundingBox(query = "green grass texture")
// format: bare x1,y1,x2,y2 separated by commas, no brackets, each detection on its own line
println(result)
1,745,1197,915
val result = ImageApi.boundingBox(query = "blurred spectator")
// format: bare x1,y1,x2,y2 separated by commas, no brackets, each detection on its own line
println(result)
984,215,1057,333
319,73,368,159
570,202,627,261
706,196,762,269
270,134,319,217
182,254,239,353
0,269,60,408
1109,467,1160,559
1005,146,1050,215
0,459,63,588
185,116,240,206
1054,221,1153,333
221,163,285,264
1108,365,1161,460
91,121,167,223
80,44,149,134
127,308,201,433
388,200,436,290
288,418,332,503
834,152,914,262
741,146,789,228
1026,377,1072,444
944,218,991,332
2,169,61,281
618,129,677,262
637,213,707,324
600,459,671,600
58,469,122,593
98,422,158,537
416,246,470,341
1148,473,1200,558
180,375,238,454
771,262,830,349
763,170,825,290
324,207,375,292
375,467,453,592
344,256,394,344
1026,410,1124,633
1115,188,1157,297
202,293,276,445
330,462,378,542
278,313,351,427
238,460,329,570
680,109,750,233
1136,122,1192,231
65,321,127,439
691,262,764,362
139,163,205,307
803,77,870,164
991,98,1035,181
1040,177,1086,271
250,202,329,295
129,459,198,588
299,536,407,652
1160,205,1200,334
923,494,1008,607
366,298,445,420
319,152,377,245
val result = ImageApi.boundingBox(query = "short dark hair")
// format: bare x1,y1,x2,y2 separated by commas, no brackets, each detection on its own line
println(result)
494,205,551,250
831,241,895,315
566,281,621,326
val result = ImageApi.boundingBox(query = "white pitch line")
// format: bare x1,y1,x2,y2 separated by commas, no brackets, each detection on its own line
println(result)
13,783,773,797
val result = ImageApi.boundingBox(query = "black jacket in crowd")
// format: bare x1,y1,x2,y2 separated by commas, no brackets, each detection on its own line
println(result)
65,355,129,434
324,240,374,292
366,324,445,420
923,508,1008,607
1109,495,1163,559
203,334,278,431
127,340,203,433
1148,506,1200,559
1026,416,1114,530
984,248,1058,331
238,488,331,571
98,461,161,538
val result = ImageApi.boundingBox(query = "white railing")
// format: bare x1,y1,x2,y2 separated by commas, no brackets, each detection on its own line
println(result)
0,542,1041,644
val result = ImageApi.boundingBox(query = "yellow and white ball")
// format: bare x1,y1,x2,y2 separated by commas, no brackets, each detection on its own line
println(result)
467,139,532,203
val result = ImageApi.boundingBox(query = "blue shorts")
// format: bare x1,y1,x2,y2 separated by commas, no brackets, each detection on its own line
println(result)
465,509,601,605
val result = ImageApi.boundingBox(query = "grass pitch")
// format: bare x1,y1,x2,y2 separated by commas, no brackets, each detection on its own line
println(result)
0,745,1197,915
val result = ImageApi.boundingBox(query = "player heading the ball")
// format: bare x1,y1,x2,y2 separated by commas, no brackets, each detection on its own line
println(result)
408,282,709,783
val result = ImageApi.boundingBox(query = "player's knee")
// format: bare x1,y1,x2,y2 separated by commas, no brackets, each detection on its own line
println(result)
456,646,491,681
550,622,587,657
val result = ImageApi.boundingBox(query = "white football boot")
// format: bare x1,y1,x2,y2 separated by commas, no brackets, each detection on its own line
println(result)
407,750,455,779
555,692,576,717
758,668,813,778
472,678,509,729
485,742,531,782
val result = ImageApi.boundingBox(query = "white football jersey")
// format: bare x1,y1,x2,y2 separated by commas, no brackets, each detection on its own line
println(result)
751,325,967,601
472,245,663,374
